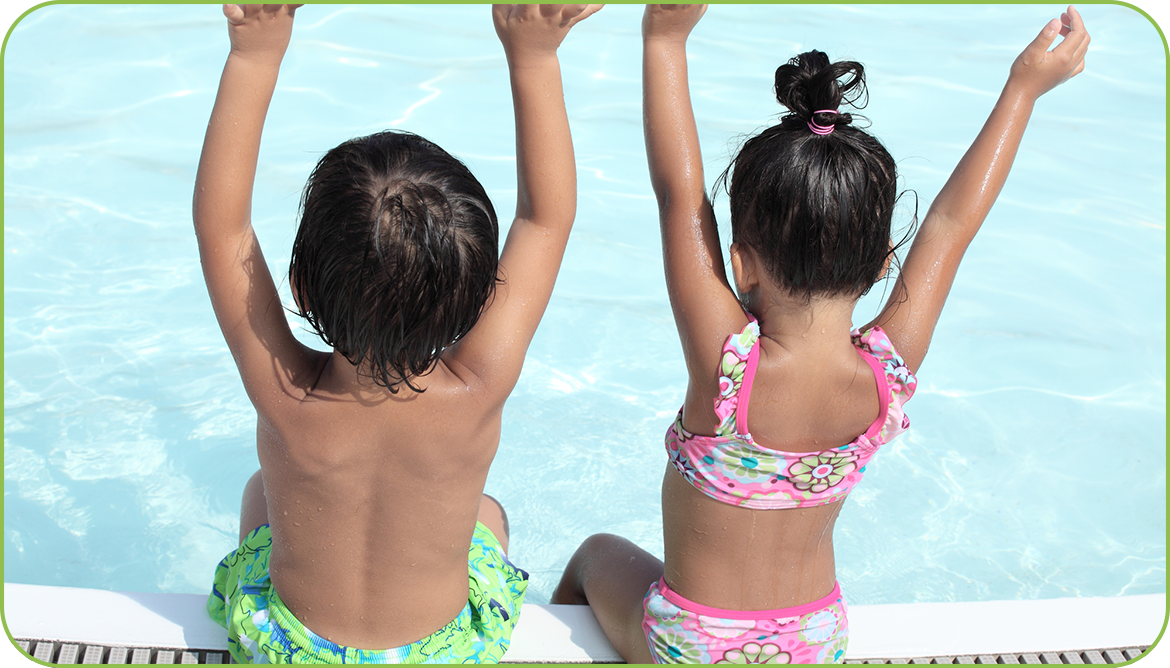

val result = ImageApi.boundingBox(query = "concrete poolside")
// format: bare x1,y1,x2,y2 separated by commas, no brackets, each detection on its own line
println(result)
3,583,1163,664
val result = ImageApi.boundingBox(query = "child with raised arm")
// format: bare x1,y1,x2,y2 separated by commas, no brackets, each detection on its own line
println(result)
553,4,1089,664
194,4,599,663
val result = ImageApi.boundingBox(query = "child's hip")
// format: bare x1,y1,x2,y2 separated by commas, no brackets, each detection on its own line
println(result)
641,576,849,664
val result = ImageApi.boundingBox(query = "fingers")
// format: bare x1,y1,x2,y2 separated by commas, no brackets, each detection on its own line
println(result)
538,4,603,27
1053,5,1089,55
1023,17,1062,62
223,4,246,24
494,3,600,36
1066,26,1090,78
569,4,604,23
492,4,508,26
223,3,300,24
1066,5,1085,33
1043,5,1089,85
642,3,707,39
1050,6,1089,81
562,4,603,30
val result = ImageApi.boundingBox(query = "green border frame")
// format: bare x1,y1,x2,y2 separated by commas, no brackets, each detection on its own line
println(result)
0,1,1165,668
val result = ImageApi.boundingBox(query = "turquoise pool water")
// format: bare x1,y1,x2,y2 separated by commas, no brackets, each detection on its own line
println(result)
4,4,1165,606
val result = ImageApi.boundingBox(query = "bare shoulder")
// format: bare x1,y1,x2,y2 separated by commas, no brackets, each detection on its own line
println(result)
436,335,520,407
242,345,333,415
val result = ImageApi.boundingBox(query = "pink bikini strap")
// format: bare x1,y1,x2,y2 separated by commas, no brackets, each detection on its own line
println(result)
734,325,761,437
855,343,891,441
734,324,893,441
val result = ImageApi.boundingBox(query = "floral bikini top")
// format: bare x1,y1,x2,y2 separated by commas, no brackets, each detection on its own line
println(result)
666,317,917,510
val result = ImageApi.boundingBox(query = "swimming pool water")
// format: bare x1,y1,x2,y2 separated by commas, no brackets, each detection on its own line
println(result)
4,5,1165,607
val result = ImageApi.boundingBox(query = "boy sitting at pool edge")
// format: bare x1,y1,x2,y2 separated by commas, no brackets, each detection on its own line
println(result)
193,3,599,662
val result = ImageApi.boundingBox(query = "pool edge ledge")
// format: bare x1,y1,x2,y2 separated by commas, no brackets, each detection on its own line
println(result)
3,582,1165,662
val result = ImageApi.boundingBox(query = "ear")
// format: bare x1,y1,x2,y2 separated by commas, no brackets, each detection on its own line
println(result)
878,239,894,280
729,243,760,296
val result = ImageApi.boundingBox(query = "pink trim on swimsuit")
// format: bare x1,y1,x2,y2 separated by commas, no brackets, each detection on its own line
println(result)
666,317,917,510
642,577,850,664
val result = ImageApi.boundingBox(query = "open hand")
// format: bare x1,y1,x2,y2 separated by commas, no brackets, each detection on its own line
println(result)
492,5,603,59
223,4,303,63
642,4,707,43
1009,5,1089,100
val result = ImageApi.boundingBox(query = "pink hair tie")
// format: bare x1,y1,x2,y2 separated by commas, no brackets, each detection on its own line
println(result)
808,109,839,135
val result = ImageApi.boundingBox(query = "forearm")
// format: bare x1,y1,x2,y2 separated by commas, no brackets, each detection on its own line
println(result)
507,52,576,230
642,38,706,213
193,53,282,243
925,81,1036,242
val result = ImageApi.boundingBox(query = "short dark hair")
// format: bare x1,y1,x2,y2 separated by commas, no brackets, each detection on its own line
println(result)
721,50,906,300
288,131,498,393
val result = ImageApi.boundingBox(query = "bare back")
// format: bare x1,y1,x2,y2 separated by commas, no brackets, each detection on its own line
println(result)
253,353,502,647
663,321,883,610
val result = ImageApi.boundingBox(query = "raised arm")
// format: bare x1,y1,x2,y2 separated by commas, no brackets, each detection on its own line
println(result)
869,5,1089,373
449,4,602,394
192,4,316,410
643,4,746,383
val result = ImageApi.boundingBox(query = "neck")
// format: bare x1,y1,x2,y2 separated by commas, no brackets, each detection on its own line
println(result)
747,289,859,352
321,349,426,398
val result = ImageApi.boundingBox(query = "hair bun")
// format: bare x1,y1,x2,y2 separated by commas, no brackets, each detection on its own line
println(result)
773,50,867,126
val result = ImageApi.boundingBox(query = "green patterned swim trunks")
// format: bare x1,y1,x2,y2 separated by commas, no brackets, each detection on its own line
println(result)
207,522,529,663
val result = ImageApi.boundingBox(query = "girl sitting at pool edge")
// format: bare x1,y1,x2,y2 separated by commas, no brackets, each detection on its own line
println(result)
193,3,600,662
553,4,1089,664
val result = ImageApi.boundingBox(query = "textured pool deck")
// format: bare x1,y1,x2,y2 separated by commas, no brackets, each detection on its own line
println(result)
3,583,1164,664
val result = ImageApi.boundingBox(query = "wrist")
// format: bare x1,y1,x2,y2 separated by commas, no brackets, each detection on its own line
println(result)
643,34,690,49
1001,77,1040,107
503,47,561,71
227,46,287,70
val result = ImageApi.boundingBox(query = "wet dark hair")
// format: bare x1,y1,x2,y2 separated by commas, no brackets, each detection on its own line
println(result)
288,130,499,393
720,50,909,300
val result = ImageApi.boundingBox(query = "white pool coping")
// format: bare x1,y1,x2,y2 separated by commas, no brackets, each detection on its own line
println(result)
2,582,1165,662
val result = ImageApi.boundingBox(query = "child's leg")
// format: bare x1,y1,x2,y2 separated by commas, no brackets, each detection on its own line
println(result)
477,494,511,555
238,469,269,544
552,534,662,664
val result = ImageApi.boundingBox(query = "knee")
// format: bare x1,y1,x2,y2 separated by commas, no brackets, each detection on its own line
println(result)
243,469,264,496
478,494,510,552
574,533,664,583
238,469,269,544
576,533,630,559
564,533,625,578
554,533,659,606
481,493,507,521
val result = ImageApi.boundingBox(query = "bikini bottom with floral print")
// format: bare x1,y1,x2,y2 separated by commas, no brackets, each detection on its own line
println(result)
641,577,848,664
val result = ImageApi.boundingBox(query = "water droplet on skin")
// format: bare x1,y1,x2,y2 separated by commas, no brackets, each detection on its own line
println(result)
294,522,301,526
